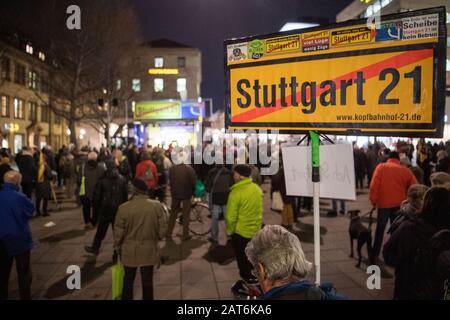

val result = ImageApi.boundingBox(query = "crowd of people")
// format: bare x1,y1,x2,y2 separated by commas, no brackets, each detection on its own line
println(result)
0,136,450,300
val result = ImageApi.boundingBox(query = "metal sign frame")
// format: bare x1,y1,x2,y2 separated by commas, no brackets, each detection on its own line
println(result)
224,6,447,138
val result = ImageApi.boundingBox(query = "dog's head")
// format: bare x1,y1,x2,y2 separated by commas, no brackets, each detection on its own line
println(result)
347,210,361,220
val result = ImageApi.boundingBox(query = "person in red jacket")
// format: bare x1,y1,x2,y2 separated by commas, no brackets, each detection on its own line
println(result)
369,151,417,264
135,152,158,194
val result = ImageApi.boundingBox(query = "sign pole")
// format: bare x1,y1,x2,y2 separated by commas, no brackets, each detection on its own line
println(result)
310,131,321,285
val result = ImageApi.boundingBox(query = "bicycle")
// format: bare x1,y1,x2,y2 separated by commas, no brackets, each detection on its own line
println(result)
157,191,212,237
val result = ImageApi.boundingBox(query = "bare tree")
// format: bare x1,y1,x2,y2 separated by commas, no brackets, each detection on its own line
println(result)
23,0,144,146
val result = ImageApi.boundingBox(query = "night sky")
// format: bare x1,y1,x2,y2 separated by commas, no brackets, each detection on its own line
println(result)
131,0,354,111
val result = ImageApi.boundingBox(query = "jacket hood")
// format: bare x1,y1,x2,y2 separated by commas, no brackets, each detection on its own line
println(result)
399,201,419,220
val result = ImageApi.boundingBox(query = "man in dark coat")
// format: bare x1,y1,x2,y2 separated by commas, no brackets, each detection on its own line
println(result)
166,159,197,241
85,159,128,256
205,164,233,243
16,147,36,199
78,152,105,228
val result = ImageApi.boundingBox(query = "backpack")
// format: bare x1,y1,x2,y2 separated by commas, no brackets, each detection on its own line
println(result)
139,164,154,182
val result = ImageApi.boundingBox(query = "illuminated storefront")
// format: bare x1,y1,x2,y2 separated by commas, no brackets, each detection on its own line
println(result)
133,100,205,148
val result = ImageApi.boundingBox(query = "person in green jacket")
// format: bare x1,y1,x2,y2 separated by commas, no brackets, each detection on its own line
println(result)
226,164,263,283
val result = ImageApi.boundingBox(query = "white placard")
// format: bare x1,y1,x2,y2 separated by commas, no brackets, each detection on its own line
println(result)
281,142,356,200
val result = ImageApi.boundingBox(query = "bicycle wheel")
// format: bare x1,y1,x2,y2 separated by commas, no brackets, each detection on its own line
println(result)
189,202,211,236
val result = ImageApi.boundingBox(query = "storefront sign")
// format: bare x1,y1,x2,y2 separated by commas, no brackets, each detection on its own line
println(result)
224,7,446,137
134,100,204,120
4,123,20,132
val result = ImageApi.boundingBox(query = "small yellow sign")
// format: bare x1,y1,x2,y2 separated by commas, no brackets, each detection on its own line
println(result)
148,68,179,75
265,35,300,54
330,27,375,47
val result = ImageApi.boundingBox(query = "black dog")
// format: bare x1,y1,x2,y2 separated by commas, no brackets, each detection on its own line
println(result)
348,209,373,268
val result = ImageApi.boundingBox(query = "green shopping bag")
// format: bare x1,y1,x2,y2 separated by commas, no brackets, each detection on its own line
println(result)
79,165,86,196
111,257,124,300
194,180,205,198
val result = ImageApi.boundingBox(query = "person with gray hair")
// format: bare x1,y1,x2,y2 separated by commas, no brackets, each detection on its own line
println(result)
0,170,35,300
245,225,327,299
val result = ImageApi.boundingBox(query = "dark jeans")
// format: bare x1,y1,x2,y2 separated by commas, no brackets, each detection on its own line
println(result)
231,233,254,281
122,266,154,300
356,174,365,189
81,197,98,226
36,198,48,215
21,182,33,199
371,207,399,262
0,242,32,300
92,208,117,252
167,198,191,239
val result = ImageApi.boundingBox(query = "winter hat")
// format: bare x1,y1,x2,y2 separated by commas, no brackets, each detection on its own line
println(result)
234,164,252,177
132,177,148,193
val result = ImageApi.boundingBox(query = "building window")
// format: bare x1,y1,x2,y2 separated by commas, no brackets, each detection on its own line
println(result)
154,78,164,92
13,98,25,119
28,102,37,121
26,44,33,55
14,63,26,85
41,76,49,93
54,113,61,125
177,78,187,93
154,57,164,68
178,57,186,68
38,52,45,61
1,95,10,117
132,79,141,92
1,57,11,81
41,104,49,123
117,79,122,91
28,71,38,90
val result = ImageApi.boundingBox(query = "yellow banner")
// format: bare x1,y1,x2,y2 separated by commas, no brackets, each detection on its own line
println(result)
225,7,446,136
230,49,433,125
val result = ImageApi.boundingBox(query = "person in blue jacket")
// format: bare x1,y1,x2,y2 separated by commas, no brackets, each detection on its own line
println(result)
0,170,35,300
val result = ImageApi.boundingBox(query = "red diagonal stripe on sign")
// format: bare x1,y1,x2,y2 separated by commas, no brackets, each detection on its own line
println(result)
231,49,433,123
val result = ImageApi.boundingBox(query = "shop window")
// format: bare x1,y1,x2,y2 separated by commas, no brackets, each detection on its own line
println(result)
14,134,24,154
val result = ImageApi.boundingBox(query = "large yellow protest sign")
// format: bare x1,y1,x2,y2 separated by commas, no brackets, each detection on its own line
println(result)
225,7,446,137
